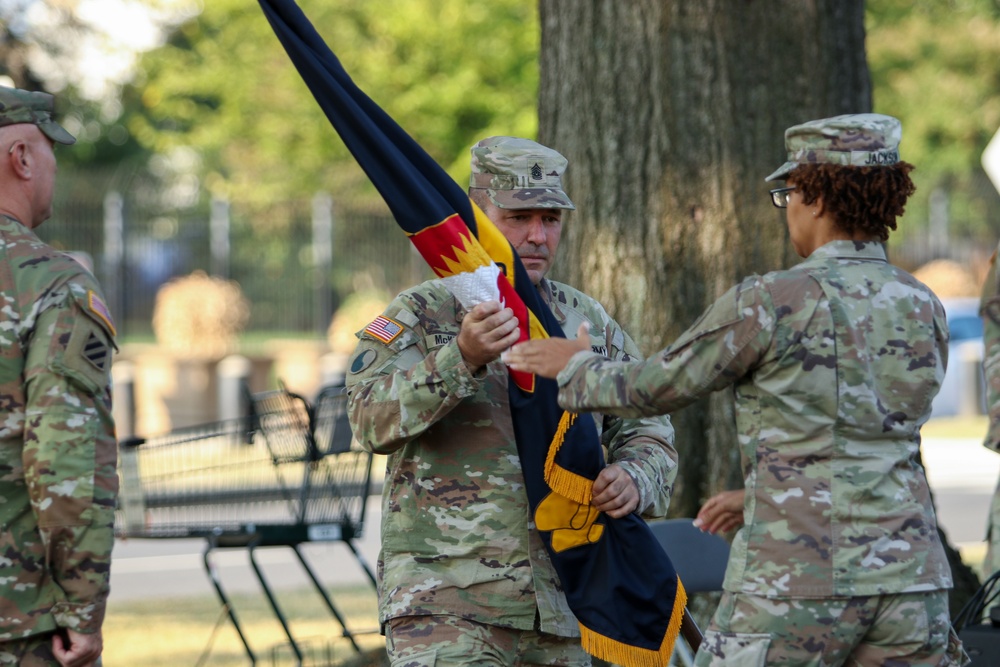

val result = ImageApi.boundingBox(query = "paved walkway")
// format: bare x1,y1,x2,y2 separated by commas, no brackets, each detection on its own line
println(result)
921,435,999,553
109,435,999,604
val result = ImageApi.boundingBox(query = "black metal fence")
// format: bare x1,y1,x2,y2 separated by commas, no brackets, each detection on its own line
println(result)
40,161,1000,340
42,162,427,339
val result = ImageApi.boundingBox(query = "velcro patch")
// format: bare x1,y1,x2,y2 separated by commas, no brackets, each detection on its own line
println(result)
88,290,116,337
350,349,378,374
364,316,403,343
83,331,111,372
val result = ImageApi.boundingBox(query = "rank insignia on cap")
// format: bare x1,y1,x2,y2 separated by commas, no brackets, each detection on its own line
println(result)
88,290,116,337
364,315,403,343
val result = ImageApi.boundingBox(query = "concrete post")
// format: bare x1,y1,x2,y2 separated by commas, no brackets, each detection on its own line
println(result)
312,192,334,336
111,360,136,439
958,341,986,417
218,354,252,421
210,195,230,279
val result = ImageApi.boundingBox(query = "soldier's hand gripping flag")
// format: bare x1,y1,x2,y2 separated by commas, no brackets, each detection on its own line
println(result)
256,2,687,664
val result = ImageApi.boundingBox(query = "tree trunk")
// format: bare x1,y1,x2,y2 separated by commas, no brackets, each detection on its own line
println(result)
538,0,979,613
538,0,869,518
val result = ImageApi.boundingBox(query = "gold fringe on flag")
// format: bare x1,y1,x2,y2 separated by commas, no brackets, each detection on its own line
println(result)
543,410,594,504
579,578,688,667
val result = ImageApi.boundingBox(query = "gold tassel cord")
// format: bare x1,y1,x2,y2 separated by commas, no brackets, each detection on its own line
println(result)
543,410,595,505
543,407,692,666
579,579,688,667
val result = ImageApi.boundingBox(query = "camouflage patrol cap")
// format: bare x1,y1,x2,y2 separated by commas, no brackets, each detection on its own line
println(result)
0,85,76,145
470,136,575,210
764,113,901,182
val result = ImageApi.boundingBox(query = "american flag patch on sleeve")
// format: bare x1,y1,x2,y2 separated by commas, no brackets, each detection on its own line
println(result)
364,315,404,343
88,290,117,337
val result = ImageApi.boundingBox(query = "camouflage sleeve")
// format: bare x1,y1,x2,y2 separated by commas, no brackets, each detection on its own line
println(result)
599,325,678,519
981,246,1000,452
346,301,483,455
556,276,773,418
22,283,117,635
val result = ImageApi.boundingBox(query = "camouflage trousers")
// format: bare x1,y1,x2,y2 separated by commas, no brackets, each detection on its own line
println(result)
0,633,60,666
693,590,969,666
385,615,591,667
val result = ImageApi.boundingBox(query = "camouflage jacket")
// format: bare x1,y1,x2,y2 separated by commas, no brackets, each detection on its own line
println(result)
346,278,677,636
980,244,1000,452
0,215,118,639
556,241,953,598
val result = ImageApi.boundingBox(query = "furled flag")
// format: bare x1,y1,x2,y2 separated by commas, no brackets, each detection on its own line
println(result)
257,2,687,664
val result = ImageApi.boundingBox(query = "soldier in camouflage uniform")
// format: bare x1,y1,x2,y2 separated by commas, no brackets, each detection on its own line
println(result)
979,246,1000,579
346,136,678,667
0,86,118,667
506,115,970,666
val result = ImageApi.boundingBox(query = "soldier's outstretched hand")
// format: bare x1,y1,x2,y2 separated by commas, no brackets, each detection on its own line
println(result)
504,322,591,378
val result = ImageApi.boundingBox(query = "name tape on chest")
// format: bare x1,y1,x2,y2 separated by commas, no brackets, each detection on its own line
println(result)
364,315,404,343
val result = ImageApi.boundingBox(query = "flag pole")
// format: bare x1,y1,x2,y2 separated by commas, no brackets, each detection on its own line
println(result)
680,609,703,652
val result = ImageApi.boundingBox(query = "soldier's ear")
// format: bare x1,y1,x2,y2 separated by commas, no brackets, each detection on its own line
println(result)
6,141,31,178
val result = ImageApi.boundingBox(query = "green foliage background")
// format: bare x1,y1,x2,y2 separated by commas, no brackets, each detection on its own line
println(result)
123,0,540,206
9,0,998,241
867,0,1000,240
8,0,1000,328
50,0,997,243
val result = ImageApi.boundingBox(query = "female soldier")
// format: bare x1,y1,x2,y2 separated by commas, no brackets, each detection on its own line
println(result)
504,114,969,666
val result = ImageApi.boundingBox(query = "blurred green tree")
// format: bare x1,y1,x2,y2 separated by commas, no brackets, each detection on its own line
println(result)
867,0,1000,242
0,0,199,168
125,0,540,206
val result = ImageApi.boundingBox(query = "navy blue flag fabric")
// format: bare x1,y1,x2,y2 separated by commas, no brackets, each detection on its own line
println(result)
256,1,686,664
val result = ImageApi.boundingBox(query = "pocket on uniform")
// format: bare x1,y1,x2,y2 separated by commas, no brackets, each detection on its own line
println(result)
695,630,770,667
389,647,437,667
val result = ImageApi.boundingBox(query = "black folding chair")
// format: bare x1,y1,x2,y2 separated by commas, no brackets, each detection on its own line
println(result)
647,518,731,667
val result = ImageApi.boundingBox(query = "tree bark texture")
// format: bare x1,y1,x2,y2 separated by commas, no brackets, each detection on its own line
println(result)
539,0,870,518
538,0,982,616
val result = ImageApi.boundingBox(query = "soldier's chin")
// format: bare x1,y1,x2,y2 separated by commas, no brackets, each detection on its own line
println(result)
523,266,547,285
522,260,548,281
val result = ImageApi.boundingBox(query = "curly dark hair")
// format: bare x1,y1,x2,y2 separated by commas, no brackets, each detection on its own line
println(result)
788,162,916,241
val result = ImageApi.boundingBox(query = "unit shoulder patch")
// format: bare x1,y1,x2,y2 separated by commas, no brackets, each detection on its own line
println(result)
83,331,112,373
350,349,378,374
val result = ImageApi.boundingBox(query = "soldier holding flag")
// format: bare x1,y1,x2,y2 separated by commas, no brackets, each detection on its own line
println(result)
347,137,678,666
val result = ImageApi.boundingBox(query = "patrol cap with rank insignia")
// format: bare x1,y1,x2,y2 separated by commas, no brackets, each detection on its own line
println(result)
470,136,576,211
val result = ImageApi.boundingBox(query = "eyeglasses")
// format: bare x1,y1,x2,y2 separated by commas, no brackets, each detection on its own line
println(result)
769,186,796,209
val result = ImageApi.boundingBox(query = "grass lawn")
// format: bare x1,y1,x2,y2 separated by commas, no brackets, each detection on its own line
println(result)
103,584,384,666
102,414,992,665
